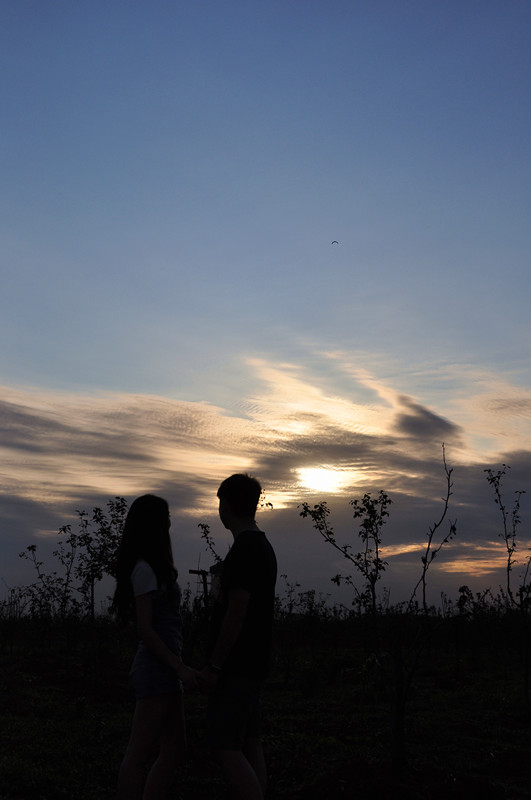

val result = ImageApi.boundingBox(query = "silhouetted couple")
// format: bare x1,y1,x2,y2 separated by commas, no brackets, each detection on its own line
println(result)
114,473,277,800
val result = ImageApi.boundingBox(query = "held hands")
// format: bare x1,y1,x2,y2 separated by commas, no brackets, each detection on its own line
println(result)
198,665,221,695
176,662,201,690
174,660,222,693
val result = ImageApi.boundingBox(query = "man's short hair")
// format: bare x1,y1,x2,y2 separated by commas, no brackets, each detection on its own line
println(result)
217,473,262,517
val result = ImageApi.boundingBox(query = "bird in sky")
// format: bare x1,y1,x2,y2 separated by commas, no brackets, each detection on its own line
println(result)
331,240,339,244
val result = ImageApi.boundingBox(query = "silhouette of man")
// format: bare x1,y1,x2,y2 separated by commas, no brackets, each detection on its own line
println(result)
200,473,277,800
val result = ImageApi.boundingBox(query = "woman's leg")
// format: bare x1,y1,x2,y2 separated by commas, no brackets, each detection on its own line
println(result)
143,693,186,800
117,694,180,800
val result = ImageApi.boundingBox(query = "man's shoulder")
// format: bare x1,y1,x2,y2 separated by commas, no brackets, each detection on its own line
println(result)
225,531,276,567
234,530,275,552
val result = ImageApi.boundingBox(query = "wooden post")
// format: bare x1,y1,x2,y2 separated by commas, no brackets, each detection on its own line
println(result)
189,569,209,604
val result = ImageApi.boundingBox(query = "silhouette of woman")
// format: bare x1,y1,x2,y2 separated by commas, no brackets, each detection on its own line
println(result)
113,494,197,800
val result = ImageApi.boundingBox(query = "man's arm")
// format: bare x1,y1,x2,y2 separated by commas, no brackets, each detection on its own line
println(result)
200,587,250,689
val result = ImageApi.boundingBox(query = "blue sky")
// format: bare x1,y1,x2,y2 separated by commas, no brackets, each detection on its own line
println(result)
1,1,530,606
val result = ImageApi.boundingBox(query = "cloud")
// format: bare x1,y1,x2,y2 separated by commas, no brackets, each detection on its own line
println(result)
485,397,531,418
319,350,531,462
393,395,461,442
1,354,530,604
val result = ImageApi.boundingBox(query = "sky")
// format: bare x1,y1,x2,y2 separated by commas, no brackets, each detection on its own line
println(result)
1,0,530,609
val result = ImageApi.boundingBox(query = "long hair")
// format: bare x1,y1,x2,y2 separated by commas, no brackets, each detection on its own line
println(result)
112,494,177,624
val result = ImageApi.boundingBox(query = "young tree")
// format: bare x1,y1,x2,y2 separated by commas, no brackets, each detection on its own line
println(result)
299,490,392,614
19,537,80,618
71,497,128,618
19,497,128,619
485,464,527,609
409,445,457,614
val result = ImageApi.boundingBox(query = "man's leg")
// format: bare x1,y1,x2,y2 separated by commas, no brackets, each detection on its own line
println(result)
216,748,264,800
207,676,266,799
243,737,267,797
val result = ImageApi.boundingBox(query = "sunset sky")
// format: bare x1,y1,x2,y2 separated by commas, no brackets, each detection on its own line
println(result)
1,1,530,608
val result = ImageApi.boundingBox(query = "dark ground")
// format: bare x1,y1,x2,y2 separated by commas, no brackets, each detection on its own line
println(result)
1,614,530,799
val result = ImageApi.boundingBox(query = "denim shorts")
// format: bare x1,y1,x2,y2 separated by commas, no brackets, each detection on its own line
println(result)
129,645,182,699
206,674,262,750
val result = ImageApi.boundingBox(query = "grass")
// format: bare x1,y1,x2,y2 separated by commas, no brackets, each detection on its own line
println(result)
1,614,530,799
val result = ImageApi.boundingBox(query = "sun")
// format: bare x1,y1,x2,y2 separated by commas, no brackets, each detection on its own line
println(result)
297,466,352,494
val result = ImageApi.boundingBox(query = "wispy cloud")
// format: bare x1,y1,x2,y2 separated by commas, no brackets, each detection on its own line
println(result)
0,386,261,509
319,350,531,460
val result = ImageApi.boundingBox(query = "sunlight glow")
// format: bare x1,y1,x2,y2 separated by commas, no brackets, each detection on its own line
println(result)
297,466,356,494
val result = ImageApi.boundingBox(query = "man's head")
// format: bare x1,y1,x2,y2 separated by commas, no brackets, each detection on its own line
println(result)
217,473,262,527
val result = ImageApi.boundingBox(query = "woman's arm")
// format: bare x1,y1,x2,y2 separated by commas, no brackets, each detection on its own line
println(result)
135,592,197,688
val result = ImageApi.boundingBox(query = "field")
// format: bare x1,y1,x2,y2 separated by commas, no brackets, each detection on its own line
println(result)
1,610,530,800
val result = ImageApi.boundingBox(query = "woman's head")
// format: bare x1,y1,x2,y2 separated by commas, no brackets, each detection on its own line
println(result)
113,494,175,622
123,494,171,562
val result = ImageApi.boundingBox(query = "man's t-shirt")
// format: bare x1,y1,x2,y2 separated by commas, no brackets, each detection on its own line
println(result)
208,530,277,680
